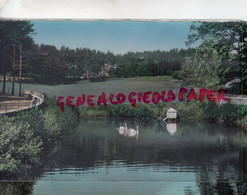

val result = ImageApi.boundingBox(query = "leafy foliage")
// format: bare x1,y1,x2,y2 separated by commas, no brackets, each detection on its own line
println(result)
15,107,45,137
110,104,135,118
109,104,153,120
176,102,205,120
0,97,80,173
0,21,35,93
171,70,180,79
59,47,196,79
0,117,42,172
133,104,153,120
202,102,243,124
237,105,247,116
187,22,247,93
111,49,195,78
60,47,111,79
29,45,68,82
201,101,219,121
43,97,80,137
218,103,241,124
180,41,229,88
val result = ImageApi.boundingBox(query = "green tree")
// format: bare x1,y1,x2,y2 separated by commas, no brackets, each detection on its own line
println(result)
60,46,80,80
187,22,247,93
38,44,68,82
180,41,229,88
0,21,35,94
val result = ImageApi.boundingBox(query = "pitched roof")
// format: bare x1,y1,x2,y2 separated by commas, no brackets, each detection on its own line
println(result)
167,108,177,113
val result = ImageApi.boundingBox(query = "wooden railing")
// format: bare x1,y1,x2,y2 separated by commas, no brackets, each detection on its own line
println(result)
0,90,44,115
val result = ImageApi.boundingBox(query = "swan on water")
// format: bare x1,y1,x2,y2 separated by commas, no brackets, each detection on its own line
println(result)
117,122,127,135
127,126,139,137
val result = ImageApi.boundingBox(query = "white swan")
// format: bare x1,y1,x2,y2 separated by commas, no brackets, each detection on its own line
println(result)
117,122,127,135
127,126,139,137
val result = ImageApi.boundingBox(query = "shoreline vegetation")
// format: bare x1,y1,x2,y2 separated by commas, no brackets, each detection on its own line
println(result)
1,94,246,175
78,101,247,127
0,97,80,175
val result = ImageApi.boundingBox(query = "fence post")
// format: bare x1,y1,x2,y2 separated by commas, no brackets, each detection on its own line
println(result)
18,100,19,111
5,103,7,113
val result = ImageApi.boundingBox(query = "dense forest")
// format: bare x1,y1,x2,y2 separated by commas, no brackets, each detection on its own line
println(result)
59,47,196,79
0,21,195,83
0,21,246,94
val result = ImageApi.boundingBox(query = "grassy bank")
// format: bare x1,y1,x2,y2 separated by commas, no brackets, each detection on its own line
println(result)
78,101,247,128
130,75,172,81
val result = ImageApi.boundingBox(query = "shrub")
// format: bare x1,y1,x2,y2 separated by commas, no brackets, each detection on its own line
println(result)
15,107,46,138
16,97,80,140
201,102,247,124
44,96,58,107
0,97,80,174
110,104,134,118
171,70,180,79
43,105,80,137
134,104,153,120
43,107,63,137
110,104,153,120
237,105,247,116
149,104,161,118
242,115,247,124
179,42,228,88
218,103,240,124
0,117,42,172
201,101,219,121
59,106,80,131
176,102,204,120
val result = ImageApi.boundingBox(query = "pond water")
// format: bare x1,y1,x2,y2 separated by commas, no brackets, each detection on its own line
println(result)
1,118,246,195
1,80,247,194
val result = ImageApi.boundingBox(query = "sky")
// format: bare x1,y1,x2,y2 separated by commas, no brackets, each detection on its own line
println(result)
31,21,195,54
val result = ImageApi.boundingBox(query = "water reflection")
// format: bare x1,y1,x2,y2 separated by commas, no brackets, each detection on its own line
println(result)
0,182,34,195
166,123,177,136
1,119,247,195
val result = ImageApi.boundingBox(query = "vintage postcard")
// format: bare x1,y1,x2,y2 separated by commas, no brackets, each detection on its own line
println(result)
0,20,247,195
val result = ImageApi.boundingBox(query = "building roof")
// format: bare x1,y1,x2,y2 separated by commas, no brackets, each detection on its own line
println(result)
167,108,177,113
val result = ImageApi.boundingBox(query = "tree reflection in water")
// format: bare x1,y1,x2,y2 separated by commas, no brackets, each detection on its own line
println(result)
0,182,34,195
0,119,247,195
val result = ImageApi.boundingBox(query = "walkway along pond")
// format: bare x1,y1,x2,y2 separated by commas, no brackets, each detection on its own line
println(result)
0,89,45,115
